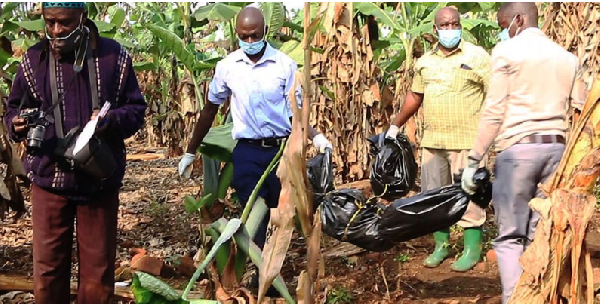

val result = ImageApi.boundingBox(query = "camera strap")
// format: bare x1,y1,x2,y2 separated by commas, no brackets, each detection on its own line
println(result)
46,31,98,138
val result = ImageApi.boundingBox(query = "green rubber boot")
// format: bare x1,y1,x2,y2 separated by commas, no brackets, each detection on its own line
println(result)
451,227,483,272
424,229,450,268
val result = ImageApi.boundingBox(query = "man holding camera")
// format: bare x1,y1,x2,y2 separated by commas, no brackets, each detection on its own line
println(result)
5,3,146,303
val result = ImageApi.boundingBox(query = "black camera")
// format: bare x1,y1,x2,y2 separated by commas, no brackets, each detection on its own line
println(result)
19,109,48,150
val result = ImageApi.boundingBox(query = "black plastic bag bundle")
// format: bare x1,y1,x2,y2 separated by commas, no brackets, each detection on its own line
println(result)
320,188,393,252
368,132,417,201
306,148,335,210
378,168,493,243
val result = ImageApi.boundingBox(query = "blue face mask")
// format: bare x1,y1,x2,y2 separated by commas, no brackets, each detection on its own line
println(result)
499,15,519,42
436,28,462,49
238,26,267,56
239,39,264,55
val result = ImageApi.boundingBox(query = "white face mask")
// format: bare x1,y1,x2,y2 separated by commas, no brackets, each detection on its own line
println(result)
45,14,86,55
498,15,520,42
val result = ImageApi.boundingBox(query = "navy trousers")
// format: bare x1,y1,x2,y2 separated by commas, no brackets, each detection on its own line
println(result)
231,141,282,249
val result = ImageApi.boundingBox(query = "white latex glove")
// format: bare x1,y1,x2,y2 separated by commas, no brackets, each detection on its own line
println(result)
178,153,196,179
386,125,400,139
460,158,480,195
313,133,333,153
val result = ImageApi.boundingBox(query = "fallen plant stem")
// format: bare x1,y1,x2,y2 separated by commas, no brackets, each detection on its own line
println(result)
182,219,242,301
211,218,295,304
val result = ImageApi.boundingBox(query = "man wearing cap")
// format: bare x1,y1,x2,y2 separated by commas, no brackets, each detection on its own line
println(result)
386,7,491,272
4,2,146,303
178,6,332,296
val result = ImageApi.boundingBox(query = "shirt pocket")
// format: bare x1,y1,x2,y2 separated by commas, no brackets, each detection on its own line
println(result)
451,66,480,91
260,76,286,105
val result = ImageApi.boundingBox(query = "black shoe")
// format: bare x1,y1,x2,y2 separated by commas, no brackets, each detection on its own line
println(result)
249,273,281,298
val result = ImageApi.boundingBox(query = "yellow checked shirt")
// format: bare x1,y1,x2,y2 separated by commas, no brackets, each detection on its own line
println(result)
412,40,491,150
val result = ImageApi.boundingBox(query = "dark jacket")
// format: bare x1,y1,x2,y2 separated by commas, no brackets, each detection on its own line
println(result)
4,20,147,197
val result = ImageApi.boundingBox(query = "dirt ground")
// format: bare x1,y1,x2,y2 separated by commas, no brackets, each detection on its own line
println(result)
2,140,600,304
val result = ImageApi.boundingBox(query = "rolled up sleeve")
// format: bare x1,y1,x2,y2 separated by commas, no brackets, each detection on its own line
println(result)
208,60,231,105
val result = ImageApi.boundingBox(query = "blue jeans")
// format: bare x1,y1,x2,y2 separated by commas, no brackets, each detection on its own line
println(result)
230,141,282,249
492,143,565,304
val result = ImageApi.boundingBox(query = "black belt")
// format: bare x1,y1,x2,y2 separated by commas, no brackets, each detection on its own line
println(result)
239,137,288,148
518,134,565,145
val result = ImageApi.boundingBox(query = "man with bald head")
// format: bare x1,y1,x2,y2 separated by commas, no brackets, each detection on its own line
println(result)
461,3,585,303
178,6,332,296
386,6,491,272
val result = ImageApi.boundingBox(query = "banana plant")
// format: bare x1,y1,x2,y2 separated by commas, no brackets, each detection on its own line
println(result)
354,2,501,95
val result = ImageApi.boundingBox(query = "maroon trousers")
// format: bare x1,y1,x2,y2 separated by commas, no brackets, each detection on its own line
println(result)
31,184,119,304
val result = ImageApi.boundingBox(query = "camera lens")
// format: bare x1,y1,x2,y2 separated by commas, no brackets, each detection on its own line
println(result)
26,125,45,149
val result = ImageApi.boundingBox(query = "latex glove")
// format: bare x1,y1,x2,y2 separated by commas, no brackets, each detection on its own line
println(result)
178,153,196,179
386,125,400,139
461,158,480,195
313,133,332,153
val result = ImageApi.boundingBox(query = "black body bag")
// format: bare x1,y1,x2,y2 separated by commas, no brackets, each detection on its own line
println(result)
377,168,493,243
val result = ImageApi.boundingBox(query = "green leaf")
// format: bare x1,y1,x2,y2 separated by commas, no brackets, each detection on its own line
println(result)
0,21,19,35
380,48,406,73
0,3,19,22
0,49,11,67
283,20,303,34
183,195,198,213
193,3,241,23
147,24,196,73
408,21,434,38
182,219,242,301
198,123,237,162
354,2,398,30
133,61,156,71
94,20,116,32
14,20,44,32
12,38,38,52
196,193,215,210
319,85,335,101
217,162,234,200
260,2,285,39
136,271,181,301
279,40,303,66
461,18,499,30
131,274,155,304
108,6,126,28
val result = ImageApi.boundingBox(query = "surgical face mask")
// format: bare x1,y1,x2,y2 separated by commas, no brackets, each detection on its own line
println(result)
45,14,85,54
436,27,462,49
238,26,267,56
499,15,519,42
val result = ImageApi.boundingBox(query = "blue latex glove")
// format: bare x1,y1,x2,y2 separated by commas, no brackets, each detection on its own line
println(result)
461,157,480,195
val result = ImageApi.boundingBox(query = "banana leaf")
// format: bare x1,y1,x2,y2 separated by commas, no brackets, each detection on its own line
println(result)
197,122,237,162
